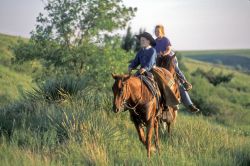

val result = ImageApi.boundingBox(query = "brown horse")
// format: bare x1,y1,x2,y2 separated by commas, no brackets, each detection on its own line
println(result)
155,54,180,135
112,74,159,158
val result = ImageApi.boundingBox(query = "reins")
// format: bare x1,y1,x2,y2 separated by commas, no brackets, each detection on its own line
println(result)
122,75,156,116
122,76,143,113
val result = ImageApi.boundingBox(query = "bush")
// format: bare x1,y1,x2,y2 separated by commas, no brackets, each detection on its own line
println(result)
24,75,87,103
176,52,188,72
191,68,233,86
189,76,221,116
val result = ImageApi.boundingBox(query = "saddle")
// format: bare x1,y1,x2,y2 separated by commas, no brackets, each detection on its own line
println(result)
138,75,161,109
151,67,180,106
138,75,159,96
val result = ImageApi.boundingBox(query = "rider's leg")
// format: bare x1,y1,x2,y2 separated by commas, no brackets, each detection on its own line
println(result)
179,85,199,113
174,57,192,91
174,57,186,83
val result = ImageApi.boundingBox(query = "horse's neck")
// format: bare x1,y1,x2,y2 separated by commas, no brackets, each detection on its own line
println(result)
165,55,176,74
127,77,151,103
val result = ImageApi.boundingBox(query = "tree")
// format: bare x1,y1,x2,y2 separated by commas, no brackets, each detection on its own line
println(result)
121,26,134,52
134,28,145,52
121,27,145,52
31,0,137,47
13,0,137,76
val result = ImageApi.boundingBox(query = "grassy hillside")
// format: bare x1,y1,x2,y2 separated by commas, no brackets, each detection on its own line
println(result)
0,34,249,165
181,50,250,73
0,65,34,105
184,58,250,135
181,49,250,57
0,34,34,106
0,33,28,66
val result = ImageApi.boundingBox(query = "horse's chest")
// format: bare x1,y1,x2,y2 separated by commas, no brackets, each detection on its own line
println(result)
130,110,149,125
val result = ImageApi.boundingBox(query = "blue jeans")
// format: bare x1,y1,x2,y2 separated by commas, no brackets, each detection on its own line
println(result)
174,57,186,83
174,57,193,107
179,85,193,107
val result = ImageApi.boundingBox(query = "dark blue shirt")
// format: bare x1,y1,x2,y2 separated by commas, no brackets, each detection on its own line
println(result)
129,47,157,71
155,37,171,54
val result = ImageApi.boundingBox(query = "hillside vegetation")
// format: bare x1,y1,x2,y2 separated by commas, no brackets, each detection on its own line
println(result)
0,34,34,105
0,32,249,165
182,49,250,73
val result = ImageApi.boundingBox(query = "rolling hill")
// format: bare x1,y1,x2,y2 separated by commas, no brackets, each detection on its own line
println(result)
181,50,250,73
0,33,34,106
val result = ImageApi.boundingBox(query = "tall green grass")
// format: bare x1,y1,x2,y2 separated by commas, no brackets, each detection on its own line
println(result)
0,80,249,165
0,65,34,106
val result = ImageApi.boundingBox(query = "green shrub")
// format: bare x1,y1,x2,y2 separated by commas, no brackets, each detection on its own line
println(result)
192,68,234,86
189,76,220,115
24,75,87,103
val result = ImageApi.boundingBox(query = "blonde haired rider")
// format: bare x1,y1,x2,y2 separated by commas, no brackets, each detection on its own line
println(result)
154,25,199,113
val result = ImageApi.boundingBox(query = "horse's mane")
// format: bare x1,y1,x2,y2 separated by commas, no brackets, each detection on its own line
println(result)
162,54,176,71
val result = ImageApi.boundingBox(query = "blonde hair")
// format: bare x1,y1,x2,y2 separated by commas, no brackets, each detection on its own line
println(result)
155,25,165,37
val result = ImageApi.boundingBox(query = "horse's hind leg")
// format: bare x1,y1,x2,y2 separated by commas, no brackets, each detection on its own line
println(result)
167,122,171,136
167,122,174,143
154,118,160,155
169,109,177,138
173,109,177,124
146,119,154,158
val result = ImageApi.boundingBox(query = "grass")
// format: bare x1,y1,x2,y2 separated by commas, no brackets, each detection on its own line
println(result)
0,33,28,66
0,34,38,106
178,57,250,138
0,93,249,165
0,65,34,106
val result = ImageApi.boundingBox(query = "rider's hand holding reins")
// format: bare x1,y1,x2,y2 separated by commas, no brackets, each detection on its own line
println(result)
183,81,192,91
128,67,132,75
139,68,146,74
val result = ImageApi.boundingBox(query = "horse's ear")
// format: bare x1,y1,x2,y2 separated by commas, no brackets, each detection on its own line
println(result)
123,74,131,81
112,73,118,79
171,54,176,59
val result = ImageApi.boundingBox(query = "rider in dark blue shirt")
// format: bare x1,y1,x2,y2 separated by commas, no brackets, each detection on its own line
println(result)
128,32,157,77
129,47,156,72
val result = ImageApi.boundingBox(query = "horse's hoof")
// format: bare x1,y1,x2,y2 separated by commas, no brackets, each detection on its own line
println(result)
150,145,157,152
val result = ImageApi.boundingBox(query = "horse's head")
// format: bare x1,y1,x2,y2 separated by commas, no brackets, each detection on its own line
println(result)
111,73,131,113
163,54,176,74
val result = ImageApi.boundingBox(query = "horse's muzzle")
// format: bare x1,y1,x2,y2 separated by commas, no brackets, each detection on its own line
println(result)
113,105,120,113
113,108,120,113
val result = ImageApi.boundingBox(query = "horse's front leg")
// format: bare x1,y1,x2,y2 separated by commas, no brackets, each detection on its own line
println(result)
135,123,146,146
130,112,146,146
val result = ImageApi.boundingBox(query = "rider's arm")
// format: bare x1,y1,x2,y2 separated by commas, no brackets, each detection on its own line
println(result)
162,37,172,56
163,45,172,56
143,48,157,72
128,51,140,71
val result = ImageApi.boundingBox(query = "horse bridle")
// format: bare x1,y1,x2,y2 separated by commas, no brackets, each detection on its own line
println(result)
120,76,143,112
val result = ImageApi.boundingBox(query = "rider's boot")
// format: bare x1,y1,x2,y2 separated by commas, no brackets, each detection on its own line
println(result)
188,104,200,113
